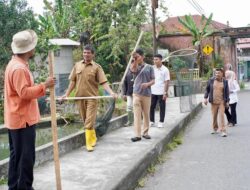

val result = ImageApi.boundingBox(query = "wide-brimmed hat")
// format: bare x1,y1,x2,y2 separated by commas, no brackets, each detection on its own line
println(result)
11,29,38,54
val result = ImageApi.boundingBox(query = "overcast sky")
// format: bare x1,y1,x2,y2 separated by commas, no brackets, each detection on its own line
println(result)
27,0,250,27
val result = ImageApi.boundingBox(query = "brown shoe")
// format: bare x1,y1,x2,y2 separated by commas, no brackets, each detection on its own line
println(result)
142,135,151,139
131,137,141,142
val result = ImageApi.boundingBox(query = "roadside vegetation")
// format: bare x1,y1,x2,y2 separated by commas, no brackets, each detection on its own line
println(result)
136,133,183,189
0,0,169,123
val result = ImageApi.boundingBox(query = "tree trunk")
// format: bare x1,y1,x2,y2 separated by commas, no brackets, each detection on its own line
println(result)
197,45,204,77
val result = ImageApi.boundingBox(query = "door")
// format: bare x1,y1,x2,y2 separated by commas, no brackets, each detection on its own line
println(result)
247,61,250,80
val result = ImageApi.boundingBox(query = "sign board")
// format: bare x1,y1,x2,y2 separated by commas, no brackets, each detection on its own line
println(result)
203,45,213,55
158,49,169,59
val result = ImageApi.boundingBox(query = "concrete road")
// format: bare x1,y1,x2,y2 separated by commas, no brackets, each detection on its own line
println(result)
0,95,203,190
142,90,250,190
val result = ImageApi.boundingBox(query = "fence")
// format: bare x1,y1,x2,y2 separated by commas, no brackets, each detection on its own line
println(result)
170,68,199,81
168,49,198,113
179,68,199,80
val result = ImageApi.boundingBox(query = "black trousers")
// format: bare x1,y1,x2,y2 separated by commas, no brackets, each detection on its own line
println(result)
225,103,237,125
8,124,36,190
150,94,166,123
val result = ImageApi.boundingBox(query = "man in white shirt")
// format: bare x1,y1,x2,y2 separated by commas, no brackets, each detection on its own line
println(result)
150,54,170,128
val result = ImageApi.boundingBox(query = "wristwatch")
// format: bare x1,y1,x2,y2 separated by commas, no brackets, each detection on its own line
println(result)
163,92,168,95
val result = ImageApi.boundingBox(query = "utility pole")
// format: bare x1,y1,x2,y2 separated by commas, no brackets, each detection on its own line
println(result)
151,0,158,55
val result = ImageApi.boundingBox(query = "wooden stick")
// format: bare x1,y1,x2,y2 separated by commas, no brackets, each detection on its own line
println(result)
55,95,114,101
48,51,62,190
117,31,144,94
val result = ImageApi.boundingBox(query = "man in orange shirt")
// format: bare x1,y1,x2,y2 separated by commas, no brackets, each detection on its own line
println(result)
4,30,55,190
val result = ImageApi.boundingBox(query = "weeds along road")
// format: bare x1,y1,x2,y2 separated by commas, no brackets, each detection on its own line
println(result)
140,90,250,190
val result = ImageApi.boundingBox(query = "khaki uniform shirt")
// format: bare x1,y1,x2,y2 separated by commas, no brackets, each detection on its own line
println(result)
69,60,107,97
213,80,224,104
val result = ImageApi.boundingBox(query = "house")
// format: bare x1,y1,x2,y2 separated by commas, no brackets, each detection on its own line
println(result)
155,15,240,76
237,38,250,80
158,15,228,51
49,39,80,95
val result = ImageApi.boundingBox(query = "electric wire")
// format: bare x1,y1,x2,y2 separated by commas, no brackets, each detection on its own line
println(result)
186,0,226,32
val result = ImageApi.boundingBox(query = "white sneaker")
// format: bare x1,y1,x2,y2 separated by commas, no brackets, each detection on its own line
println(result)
210,130,218,134
150,122,155,127
221,132,227,137
157,122,164,128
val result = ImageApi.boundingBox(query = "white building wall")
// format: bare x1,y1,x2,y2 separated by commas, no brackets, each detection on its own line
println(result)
54,46,74,75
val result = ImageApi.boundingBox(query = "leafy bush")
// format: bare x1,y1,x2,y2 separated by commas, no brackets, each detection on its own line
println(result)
38,96,50,115
0,99,3,124
240,81,245,89
170,57,187,72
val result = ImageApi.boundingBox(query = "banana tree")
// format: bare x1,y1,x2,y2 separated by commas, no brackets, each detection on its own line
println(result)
38,0,72,38
178,13,214,77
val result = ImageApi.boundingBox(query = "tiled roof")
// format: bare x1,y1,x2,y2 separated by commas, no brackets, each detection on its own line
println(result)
161,15,229,33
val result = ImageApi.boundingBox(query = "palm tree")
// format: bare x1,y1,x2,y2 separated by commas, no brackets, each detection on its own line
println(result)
178,13,214,77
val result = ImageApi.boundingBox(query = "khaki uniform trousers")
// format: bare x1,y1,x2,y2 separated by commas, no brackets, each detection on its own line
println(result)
211,102,226,132
77,100,98,129
133,94,151,137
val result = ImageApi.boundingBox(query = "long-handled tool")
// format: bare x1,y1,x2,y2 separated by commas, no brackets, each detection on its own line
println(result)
56,95,113,101
117,31,144,95
48,51,62,190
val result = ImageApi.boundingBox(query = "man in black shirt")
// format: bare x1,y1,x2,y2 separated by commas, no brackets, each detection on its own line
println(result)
122,60,135,126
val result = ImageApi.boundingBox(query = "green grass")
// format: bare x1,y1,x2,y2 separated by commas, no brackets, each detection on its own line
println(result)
0,177,7,185
166,135,183,151
157,154,168,164
147,164,156,174
135,133,184,189
137,177,146,188
173,136,183,145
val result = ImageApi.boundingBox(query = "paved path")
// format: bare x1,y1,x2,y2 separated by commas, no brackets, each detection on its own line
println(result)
0,95,203,190
142,90,250,190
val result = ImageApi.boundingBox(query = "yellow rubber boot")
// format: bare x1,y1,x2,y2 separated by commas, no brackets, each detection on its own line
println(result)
85,129,94,152
91,129,97,147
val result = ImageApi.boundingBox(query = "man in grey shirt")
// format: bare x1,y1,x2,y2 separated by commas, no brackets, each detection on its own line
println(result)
130,48,155,142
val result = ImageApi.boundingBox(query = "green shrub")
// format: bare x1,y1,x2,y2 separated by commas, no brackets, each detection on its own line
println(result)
64,113,76,123
0,177,7,185
240,81,245,89
0,99,4,124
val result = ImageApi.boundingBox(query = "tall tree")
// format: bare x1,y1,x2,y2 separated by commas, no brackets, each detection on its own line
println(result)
38,0,73,38
178,13,213,76
38,0,154,82
0,0,37,97
0,0,37,68
36,0,75,58
73,0,169,81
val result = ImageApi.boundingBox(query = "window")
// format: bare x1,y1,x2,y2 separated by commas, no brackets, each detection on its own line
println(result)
54,49,61,57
